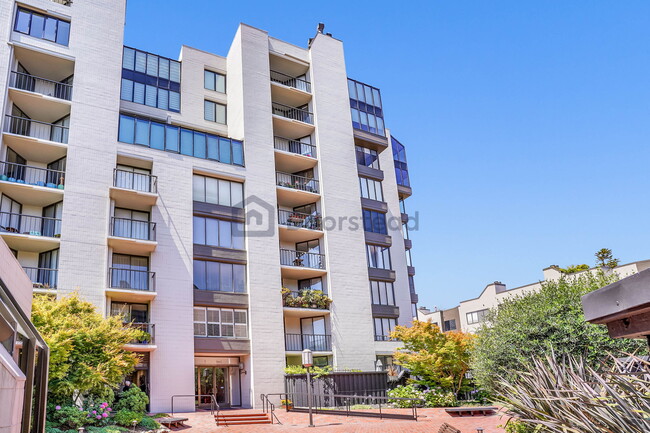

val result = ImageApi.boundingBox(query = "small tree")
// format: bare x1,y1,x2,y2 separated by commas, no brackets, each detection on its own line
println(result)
558,264,589,274
32,293,141,404
391,320,474,394
595,248,619,268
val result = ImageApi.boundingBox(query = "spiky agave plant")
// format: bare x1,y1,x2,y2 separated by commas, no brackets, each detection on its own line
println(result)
494,354,650,433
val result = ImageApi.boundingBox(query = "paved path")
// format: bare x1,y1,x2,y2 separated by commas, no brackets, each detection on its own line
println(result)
169,408,508,432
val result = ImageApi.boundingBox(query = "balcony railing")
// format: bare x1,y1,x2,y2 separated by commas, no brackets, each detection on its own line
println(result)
285,333,331,352
375,335,392,342
22,267,58,289
282,288,331,310
111,217,156,241
4,115,69,144
270,70,311,93
0,212,61,237
113,168,157,193
274,136,316,158
0,161,65,188
278,209,321,231
127,322,155,345
272,102,313,124
108,268,155,292
276,172,319,194
10,71,73,101
280,249,325,270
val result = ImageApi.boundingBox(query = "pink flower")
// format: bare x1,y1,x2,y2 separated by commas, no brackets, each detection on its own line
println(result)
96,415,102,420
55,406,61,410
102,413,108,418
92,410,97,414
107,408,112,412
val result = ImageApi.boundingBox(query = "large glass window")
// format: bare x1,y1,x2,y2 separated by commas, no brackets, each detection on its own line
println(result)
192,175,243,208
374,317,397,341
348,78,384,136
204,100,226,124
121,47,181,112
363,210,387,235
193,260,246,293
370,281,395,306
392,137,410,187
355,146,380,169
204,70,226,93
466,309,489,325
118,115,244,166
193,216,244,250
366,245,392,270
359,177,384,201
110,302,148,323
193,307,248,338
14,8,70,46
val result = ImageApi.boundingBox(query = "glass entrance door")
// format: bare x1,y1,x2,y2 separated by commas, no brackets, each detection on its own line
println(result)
195,367,228,407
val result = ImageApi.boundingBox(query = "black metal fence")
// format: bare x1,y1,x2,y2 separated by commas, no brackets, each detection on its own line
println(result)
272,102,313,124
10,71,73,100
278,209,321,230
111,217,156,241
285,333,331,351
279,249,325,269
0,161,65,188
276,171,319,193
274,136,316,158
285,371,389,407
270,71,311,93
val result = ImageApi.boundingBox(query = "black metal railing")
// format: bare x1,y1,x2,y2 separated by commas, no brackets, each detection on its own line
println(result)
113,168,157,193
108,268,155,292
278,209,321,230
4,115,69,143
22,267,58,289
272,102,313,124
0,161,65,188
111,217,156,241
270,70,311,93
280,249,325,269
170,394,219,418
0,212,61,237
10,71,73,101
127,322,155,344
285,333,331,351
276,172,319,193
274,136,316,158
375,335,392,342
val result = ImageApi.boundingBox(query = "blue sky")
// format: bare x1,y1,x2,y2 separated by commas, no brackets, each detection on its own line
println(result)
125,1,650,310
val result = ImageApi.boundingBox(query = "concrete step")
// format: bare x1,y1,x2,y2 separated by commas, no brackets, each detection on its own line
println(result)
215,413,271,425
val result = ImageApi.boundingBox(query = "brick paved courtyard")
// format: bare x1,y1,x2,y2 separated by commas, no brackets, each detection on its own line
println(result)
170,408,508,432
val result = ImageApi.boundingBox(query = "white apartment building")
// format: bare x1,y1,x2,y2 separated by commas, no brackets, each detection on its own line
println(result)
0,0,419,411
418,260,650,334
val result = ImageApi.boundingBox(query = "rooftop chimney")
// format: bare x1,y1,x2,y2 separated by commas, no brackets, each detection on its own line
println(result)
317,23,325,33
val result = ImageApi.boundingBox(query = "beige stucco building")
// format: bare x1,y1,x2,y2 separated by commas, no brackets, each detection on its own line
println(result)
0,0,419,411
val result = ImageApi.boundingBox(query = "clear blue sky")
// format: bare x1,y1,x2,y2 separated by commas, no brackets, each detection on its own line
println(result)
125,1,650,310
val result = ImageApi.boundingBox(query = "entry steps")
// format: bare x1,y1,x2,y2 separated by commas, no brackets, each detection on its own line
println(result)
215,411,272,426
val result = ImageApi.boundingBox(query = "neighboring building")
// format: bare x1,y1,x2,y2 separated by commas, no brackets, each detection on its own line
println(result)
0,238,48,433
419,261,650,334
0,1,419,411
417,306,459,332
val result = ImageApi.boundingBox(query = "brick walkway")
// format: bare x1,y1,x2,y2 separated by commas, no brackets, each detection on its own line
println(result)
169,408,508,432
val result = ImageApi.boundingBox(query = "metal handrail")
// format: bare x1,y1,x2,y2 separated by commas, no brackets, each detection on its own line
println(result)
0,161,65,188
127,322,155,344
285,333,331,352
278,209,321,230
110,217,156,241
108,268,155,292
4,115,69,143
276,172,319,193
270,70,311,93
279,248,325,269
170,394,219,420
22,267,58,289
10,71,73,100
259,394,283,425
113,168,157,193
0,212,61,237
274,136,316,158
271,102,313,124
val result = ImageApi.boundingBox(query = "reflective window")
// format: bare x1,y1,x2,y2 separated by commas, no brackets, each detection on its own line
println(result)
366,244,392,270
193,216,244,250
466,309,489,325
374,317,397,341
392,137,410,187
192,175,243,208
359,177,383,201
363,210,387,235
348,78,384,136
356,146,380,169
193,307,247,338
370,281,395,306
204,70,226,93
204,100,227,124
14,8,70,46
193,260,246,293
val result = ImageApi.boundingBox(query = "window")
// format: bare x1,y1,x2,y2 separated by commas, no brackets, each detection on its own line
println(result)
298,277,324,294
408,275,416,294
313,356,330,368
406,250,413,267
359,177,384,201
14,8,70,46
412,303,418,318
399,199,406,214
374,317,397,341
466,309,489,325
370,281,395,306
356,146,380,169
110,302,148,323
193,216,244,249
402,223,409,240
192,175,243,208
193,307,248,338
114,164,153,192
193,260,246,293
113,208,151,240
366,245,392,270
443,319,457,332
348,78,384,136
204,70,226,93
363,210,387,235
121,47,180,112
204,100,226,124
110,254,150,291
118,115,244,166
392,137,411,187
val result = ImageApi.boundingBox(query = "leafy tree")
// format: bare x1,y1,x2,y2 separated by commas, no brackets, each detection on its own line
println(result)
471,272,645,393
391,320,474,394
32,293,142,404
558,264,590,274
595,248,619,268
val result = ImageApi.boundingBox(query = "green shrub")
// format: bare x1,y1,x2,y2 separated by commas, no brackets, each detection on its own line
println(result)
45,426,64,433
151,413,170,418
87,426,128,433
50,406,88,429
113,410,143,427
114,387,148,413
139,417,161,430
502,419,537,433
423,389,458,407
387,384,423,408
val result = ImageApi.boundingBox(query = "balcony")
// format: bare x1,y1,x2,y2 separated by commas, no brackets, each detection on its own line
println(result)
23,266,57,293
105,268,156,302
8,71,72,120
278,209,322,243
272,102,314,137
282,288,331,317
280,249,326,279
0,161,64,206
123,323,157,352
276,172,319,207
285,333,331,352
273,136,317,174
109,168,158,210
270,71,311,107
108,217,157,255
0,213,61,252
375,335,392,342
3,115,68,162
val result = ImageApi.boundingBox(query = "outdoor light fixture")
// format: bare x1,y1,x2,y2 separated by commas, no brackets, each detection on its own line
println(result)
375,359,383,372
302,349,315,427
477,428,484,433
238,362,246,375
